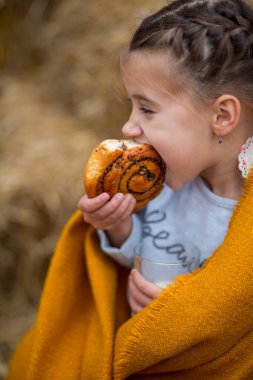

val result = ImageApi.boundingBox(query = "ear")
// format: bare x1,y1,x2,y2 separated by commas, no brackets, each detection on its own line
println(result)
211,95,241,137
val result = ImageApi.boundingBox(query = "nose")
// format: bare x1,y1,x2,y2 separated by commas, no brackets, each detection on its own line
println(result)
122,118,143,139
122,115,145,142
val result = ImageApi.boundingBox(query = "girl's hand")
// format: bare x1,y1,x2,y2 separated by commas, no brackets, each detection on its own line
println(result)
77,192,136,247
128,269,163,315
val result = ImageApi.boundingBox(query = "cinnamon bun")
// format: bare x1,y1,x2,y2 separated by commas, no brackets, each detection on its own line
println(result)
84,139,166,211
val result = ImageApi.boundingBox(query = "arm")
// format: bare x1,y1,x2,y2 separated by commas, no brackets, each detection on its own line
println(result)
78,192,143,268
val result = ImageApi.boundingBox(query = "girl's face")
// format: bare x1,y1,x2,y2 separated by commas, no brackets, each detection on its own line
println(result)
122,51,216,190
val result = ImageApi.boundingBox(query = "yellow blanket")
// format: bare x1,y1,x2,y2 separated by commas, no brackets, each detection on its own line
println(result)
6,174,253,380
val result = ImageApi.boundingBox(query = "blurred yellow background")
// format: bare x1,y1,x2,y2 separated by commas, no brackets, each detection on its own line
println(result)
0,0,165,377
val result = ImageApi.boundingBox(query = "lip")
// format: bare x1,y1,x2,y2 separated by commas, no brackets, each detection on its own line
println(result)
132,138,149,145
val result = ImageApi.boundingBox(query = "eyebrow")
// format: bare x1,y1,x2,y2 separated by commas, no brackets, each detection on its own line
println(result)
132,94,158,106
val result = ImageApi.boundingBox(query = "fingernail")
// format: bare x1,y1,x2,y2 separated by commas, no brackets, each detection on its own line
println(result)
80,194,87,202
115,192,124,200
100,193,110,201
131,269,136,275
125,194,134,201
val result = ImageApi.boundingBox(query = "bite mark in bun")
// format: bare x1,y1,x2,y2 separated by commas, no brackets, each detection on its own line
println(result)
84,139,166,211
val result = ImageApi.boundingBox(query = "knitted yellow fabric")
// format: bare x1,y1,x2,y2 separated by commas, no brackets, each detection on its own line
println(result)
6,173,253,380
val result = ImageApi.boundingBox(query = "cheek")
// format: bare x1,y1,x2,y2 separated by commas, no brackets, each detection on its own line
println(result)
160,143,197,178
153,140,179,165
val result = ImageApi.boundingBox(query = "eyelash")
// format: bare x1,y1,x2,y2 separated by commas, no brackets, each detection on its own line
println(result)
139,107,154,115
125,98,154,115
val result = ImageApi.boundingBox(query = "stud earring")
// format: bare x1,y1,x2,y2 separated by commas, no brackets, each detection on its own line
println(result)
238,136,253,178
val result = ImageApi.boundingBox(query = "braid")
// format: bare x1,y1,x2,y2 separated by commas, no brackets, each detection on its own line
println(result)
127,0,253,102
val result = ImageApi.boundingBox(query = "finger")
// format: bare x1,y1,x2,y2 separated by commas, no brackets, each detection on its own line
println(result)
92,193,135,225
131,270,162,299
77,193,110,213
89,192,124,221
98,195,136,228
128,273,153,308
129,296,145,315
118,195,136,221
80,192,132,227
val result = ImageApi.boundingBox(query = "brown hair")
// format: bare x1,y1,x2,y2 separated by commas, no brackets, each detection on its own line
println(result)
122,0,253,104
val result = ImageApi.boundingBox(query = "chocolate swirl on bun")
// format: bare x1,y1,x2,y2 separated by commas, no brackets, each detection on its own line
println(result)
84,139,166,211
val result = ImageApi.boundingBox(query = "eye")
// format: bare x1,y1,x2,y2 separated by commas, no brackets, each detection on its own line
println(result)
139,107,154,115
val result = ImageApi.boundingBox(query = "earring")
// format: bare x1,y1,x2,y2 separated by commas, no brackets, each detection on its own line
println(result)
218,137,223,144
238,136,253,178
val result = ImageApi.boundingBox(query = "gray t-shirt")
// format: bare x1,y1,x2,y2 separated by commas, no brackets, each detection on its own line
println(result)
98,177,236,268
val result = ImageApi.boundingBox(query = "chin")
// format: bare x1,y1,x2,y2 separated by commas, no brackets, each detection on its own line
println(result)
165,176,190,190
165,179,182,190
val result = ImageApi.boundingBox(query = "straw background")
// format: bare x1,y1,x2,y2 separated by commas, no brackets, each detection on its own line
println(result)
0,0,165,377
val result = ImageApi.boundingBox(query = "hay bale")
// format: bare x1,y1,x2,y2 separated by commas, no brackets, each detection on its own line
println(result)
0,0,165,375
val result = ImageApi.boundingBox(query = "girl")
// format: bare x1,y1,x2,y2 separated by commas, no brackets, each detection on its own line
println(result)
78,0,253,315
